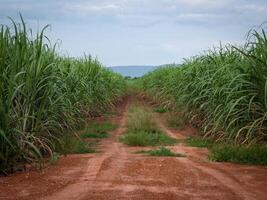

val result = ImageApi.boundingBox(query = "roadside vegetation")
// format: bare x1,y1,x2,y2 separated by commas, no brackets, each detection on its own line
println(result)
58,121,117,156
80,122,117,139
183,136,267,165
142,27,267,144
209,144,267,165
185,136,214,148
154,107,186,129
154,106,168,113
0,16,125,174
166,112,186,129
141,26,267,165
59,135,97,155
120,104,176,146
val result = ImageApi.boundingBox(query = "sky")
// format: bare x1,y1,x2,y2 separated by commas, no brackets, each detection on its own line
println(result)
0,0,267,66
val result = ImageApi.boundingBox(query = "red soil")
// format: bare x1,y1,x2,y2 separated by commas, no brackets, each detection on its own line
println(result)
0,99,267,200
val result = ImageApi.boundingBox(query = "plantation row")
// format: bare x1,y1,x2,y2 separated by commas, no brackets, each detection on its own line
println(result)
141,27,267,144
0,18,125,173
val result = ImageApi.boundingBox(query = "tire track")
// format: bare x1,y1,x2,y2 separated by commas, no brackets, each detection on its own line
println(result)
42,99,129,200
159,115,262,200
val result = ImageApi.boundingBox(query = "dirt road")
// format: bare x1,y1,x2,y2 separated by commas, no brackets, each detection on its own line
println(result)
0,99,267,200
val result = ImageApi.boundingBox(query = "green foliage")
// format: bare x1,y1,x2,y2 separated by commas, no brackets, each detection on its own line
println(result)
80,122,116,138
185,136,267,165
154,107,168,113
60,135,96,154
50,152,60,165
209,144,267,165
126,104,158,133
137,147,184,157
185,136,214,148
0,16,125,173
70,140,96,154
141,26,267,144
121,104,176,146
85,122,117,133
166,113,186,129
120,131,176,146
81,132,109,139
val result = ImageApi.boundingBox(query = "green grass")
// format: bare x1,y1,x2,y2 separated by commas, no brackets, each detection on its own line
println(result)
80,122,117,138
50,152,60,165
85,122,117,133
137,147,185,157
154,107,168,113
126,104,158,133
121,104,176,146
185,136,214,148
80,132,109,139
185,136,267,165
60,135,96,154
166,113,186,129
120,131,176,146
209,144,267,165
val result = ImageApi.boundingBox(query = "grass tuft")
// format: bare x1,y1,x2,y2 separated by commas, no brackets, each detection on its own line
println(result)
185,136,267,165
50,152,60,165
80,122,116,138
209,144,267,165
120,131,176,146
185,136,214,148
165,112,186,129
120,104,176,146
126,104,158,133
81,132,109,139
137,147,185,157
154,107,168,113
60,135,96,154
85,122,117,133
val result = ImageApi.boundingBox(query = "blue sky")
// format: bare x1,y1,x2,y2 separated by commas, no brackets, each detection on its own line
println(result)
0,0,267,66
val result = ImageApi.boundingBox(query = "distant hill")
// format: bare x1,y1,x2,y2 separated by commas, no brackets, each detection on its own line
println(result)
109,65,159,78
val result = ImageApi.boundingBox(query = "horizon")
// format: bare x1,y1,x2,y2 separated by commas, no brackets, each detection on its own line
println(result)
108,64,164,67
109,65,159,77
109,65,155,67
1,1,267,66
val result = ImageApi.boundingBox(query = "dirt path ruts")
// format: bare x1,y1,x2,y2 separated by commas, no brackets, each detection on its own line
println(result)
0,99,267,200
40,98,130,200
156,114,267,200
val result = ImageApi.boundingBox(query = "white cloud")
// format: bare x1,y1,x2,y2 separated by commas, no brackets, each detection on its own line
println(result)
174,13,223,21
1,0,267,65
63,2,123,14
175,0,216,6
236,3,267,13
